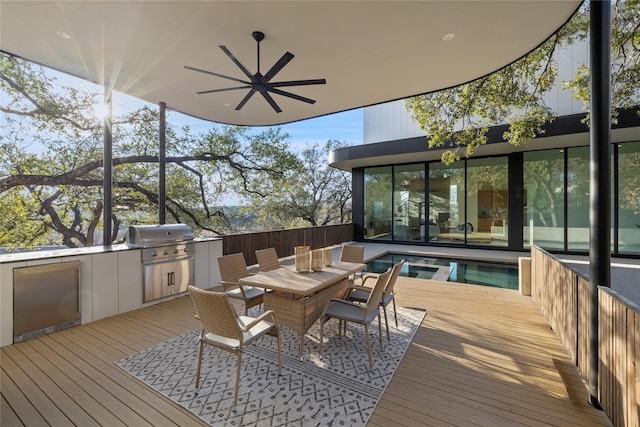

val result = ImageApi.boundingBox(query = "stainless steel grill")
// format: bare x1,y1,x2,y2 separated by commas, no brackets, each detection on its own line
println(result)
128,224,195,303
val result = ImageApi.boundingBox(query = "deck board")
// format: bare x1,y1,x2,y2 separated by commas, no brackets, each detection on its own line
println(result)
1,277,612,426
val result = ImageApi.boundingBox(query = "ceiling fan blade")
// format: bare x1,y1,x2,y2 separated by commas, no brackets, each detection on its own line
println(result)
235,90,256,110
219,46,256,81
196,86,250,95
184,65,250,85
260,91,283,113
263,52,295,82
269,79,327,88
268,88,316,104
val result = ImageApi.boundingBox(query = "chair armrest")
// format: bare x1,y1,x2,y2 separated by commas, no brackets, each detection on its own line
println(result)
220,280,252,298
219,280,239,287
241,309,279,332
361,274,378,286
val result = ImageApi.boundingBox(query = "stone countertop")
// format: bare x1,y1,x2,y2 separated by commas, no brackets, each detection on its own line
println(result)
0,244,134,263
0,237,222,264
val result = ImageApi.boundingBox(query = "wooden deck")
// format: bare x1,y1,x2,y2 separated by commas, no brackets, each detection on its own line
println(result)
1,277,612,426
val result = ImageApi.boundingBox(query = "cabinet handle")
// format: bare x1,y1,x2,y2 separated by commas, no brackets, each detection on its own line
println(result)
168,272,175,286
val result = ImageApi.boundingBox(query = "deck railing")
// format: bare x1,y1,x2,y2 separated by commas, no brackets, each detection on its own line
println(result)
531,246,639,427
221,223,354,266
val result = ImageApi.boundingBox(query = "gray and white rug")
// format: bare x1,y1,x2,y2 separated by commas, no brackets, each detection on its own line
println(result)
116,306,425,427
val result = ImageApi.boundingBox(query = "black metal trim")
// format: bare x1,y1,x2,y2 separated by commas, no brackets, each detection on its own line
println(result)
588,1,611,410
103,84,113,246
331,107,640,168
159,102,167,225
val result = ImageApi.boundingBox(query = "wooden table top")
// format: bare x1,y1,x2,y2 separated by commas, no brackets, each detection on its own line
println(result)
238,261,364,297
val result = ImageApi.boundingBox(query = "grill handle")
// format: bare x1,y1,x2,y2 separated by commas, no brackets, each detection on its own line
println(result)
168,271,175,286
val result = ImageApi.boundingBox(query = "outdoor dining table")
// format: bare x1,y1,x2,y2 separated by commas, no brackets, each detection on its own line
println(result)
238,261,365,359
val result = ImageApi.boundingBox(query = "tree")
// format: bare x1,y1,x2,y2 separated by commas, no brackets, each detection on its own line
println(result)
406,0,640,165
0,53,299,250
241,140,352,230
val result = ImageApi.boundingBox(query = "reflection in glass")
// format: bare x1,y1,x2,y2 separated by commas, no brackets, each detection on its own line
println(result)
364,167,392,240
567,147,590,251
428,162,465,244
393,164,425,241
523,150,565,250
466,157,508,247
618,141,640,255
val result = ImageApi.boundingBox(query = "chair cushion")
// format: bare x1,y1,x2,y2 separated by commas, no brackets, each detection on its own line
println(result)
347,289,370,303
202,332,241,350
202,316,274,349
325,300,379,324
349,290,394,307
225,286,264,300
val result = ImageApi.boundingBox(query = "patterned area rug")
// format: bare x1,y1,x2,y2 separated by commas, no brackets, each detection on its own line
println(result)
116,306,425,427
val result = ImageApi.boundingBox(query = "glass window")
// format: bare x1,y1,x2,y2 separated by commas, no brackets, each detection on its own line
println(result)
429,161,465,245
618,141,640,255
523,150,565,250
466,157,509,247
393,164,425,241
364,166,392,240
567,146,590,251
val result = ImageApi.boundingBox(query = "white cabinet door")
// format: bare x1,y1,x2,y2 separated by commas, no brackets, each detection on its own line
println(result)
118,250,141,313
92,252,119,321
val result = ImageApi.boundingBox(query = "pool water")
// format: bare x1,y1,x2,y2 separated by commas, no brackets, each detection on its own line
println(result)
364,253,519,290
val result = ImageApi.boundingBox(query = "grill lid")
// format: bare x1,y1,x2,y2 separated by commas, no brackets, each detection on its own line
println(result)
127,224,194,247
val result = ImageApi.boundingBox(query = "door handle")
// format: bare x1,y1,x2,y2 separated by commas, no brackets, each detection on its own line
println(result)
168,271,175,286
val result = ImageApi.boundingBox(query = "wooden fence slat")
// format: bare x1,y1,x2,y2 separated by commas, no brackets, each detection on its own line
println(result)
531,246,639,427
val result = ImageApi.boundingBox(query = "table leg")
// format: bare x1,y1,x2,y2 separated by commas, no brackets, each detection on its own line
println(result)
299,332,304,361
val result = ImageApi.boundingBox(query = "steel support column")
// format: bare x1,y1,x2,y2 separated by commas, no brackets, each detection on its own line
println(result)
102,84,113,246
159,102,167,224
588,0,611,409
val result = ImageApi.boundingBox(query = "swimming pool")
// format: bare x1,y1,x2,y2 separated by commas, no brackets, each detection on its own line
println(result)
364,253,519,290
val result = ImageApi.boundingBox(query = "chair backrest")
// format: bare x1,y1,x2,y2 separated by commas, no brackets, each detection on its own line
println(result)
217,253,250,283
363,268,392,316
340,245,365,263
188,286,242,340
255,248,281,272
383,259,405,299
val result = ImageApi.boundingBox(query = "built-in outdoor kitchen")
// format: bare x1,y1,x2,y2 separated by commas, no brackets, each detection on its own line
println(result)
0,224,223,348
127,224,196,303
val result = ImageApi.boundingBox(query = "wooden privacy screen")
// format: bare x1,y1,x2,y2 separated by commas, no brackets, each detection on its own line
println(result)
222,223,353,267
531,246,639,427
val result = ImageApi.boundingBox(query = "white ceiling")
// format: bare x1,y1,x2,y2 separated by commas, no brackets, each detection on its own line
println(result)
1,1,581,126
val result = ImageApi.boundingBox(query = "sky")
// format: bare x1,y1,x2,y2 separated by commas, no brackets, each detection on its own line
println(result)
164,102,363,153
278,108,363,151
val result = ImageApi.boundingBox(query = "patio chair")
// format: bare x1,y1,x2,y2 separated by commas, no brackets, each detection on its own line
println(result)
255,247,281,272
345,259,405,340
319,267,392,369
339,244,365,283
188,286,281,407
217,253,264,315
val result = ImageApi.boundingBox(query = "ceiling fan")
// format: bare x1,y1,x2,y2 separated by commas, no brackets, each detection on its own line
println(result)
185,31,326,113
